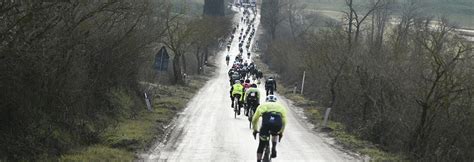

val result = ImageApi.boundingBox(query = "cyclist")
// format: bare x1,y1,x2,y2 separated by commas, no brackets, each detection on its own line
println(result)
227,45,231,51
256,70,263,83
240,66,248,80
252,95,287,161
230,72,241,86
230,80,244,114
249,63,256,77
244,84,260,116
225,55,230,65
243,79,251,92
228,68,235,79
265,76,277,96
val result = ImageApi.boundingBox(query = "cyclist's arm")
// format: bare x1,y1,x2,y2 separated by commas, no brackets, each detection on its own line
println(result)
280,106,287,134
252,105,264,131
257,90,261,100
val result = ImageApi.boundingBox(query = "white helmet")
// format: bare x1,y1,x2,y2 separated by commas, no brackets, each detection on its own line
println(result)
235,80,241,84
266,95,277,102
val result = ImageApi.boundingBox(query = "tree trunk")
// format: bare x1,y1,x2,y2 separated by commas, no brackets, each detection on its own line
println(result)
181,53,187,74
347,0,353,49
196,47,201,74
172,55,183,84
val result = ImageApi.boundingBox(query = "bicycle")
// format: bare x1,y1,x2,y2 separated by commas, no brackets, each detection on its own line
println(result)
233,95,241,118
255,132,272,162
247,102,257,129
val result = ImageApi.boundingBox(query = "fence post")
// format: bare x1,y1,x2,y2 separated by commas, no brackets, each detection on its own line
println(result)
144,92,152,111
322,107,332,128
300,71,306,95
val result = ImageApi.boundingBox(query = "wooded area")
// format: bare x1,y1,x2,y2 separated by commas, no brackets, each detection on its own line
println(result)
0,1,231,160
260,0,473,161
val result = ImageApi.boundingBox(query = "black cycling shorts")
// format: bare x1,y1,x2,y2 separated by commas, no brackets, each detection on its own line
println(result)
259,112,282,141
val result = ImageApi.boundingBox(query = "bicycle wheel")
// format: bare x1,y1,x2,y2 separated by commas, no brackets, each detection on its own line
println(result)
234,97,239,119
263,142,271,162
244,104,248,117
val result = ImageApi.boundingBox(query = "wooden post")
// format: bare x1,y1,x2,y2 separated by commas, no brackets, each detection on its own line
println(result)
300,71,306,95
144,92,152,111
322,108,332,127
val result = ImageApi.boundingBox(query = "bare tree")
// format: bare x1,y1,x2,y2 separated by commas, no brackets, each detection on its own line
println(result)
344,0,384,48
261,0,290,40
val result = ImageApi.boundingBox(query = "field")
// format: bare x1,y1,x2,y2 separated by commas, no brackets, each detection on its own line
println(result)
303,0,474,28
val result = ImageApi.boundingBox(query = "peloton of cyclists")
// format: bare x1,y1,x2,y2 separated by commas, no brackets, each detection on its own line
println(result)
223,6,287,162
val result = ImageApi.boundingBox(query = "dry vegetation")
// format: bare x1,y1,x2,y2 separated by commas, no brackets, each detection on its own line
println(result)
260,0,473,161
0,0,231,160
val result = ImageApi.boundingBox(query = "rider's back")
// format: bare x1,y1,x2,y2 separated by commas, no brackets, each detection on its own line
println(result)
252,102,287,131
243,83,251,89
245,88,260,101
232,74,240,80
256,102,285,115
265,79,274,87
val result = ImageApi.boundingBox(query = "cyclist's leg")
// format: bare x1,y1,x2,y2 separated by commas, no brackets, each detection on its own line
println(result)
230,94,235,107
269,120,283,158
236,94,242,114
257,124,270,161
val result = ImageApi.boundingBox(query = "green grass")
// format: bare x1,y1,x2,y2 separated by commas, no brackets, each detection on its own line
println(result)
326,121,404,160
60,145,134,161
101,110,164,151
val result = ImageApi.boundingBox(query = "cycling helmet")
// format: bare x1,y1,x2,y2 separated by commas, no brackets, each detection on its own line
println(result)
235,80,241,84
233,72,239,75
266,95,277,102
251,84,257,88
245,79,250,83
269,76,274,79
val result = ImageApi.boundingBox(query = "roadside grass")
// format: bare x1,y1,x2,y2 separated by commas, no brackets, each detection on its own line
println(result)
60,74,211,160
59,145,134,161
252,54,403,160
327,122,405,161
